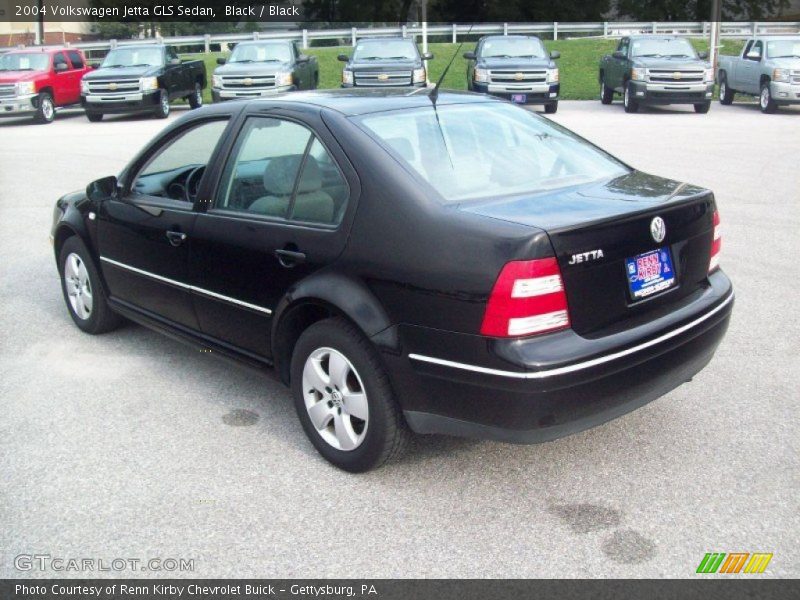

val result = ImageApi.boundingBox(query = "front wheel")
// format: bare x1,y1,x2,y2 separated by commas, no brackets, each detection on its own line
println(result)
623,82,639,113
290,318,409,472
600,77,614,104
188,82,203,109
544,101,558,114
760,83,778,114
694,102,711,114
719,75,735,105
34,91,55,124
154,89,171,119
86,111,103,122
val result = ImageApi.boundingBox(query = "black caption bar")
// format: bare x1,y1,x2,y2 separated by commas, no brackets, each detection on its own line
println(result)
2,580,799,600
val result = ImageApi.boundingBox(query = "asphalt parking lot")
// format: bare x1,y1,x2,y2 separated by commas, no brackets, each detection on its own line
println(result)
1,100,798,579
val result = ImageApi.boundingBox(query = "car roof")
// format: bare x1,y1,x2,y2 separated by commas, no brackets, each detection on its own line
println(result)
481,35,541,41
6,46,74,54
757,35,800,41
627,35,688,40
235,40,293,46
357,37,412,43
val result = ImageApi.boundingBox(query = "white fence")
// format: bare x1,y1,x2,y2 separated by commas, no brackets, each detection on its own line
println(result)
4,21,800,54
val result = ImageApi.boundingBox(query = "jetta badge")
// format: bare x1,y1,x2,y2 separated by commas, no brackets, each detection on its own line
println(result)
651,216,666,243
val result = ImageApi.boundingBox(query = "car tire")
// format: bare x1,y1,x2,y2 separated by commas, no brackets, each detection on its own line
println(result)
694,101,711,114
188,82,203,109
59,236,123,334
290,317,409,472
718,74,735,105
34,91,55,124
544,101,558,114
86,112,104,122
600,76,614,104
760,82,778,114
313,72,319,90
623,82,639,113
154,89,171,119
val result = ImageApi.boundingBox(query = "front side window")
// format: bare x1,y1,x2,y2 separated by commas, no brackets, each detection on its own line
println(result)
0,52,50,72
630,38,696,59
102,47,163,68
132,119,228,201
356,103,628,203
217,117,347,225
480,38,546,59
229,43,293,64
352,40,418,61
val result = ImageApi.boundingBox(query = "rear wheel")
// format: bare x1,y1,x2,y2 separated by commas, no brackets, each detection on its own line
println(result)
600,76,614,104
154,89,170,119
188,82,203,109
85,111,103,122
34,92,55,124
760,83,778,114
623,82,639,113
694,101,711,114
719,74,735,105
544,101,558,114
290,317,409,472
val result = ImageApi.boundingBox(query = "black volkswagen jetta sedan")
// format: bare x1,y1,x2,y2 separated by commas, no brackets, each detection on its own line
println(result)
51,89,733,472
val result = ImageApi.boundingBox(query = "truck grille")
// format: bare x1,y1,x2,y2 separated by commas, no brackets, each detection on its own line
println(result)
488,69,548,84
0,85,15,98
792,70,800,84
354,71,412,87
647,69,705,83
85,79,140,94
220,75,276,90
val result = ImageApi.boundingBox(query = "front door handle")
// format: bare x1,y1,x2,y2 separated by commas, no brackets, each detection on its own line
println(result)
166,230,187,247
274,248,306,268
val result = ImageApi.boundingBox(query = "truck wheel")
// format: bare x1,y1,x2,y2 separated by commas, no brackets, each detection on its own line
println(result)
188,82,203,109
718,74,735,105
544,101,558,114
154,89,171,119
86,112,103,122
290,317,409,472
600,76,614,104
313,72,319,90
760,83,778,114
623,82,639,113
694,102,711,114
34,92,55,124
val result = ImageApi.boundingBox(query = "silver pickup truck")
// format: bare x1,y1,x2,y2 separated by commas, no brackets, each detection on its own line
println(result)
717,36,800,113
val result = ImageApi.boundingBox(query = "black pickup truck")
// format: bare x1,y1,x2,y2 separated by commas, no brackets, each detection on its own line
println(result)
211,40,318,102
338,37,432,88
464,35,561,113
599,35,715,113
81,44,206,121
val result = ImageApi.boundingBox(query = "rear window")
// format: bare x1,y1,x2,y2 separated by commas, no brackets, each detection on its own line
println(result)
355,102,628,203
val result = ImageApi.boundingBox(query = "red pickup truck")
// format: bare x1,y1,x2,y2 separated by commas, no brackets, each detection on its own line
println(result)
0,47,92,124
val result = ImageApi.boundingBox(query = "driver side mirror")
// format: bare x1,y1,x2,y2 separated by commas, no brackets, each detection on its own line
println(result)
746,50,761,60
613,51,626,60
698,50,709,60
421,52,434,61
216,57,227,65
550,50,561,59
337,54,349,62
463,51,476,60
168,57,182,66
297,54,310,63
86,175,118,202
54,63,68,72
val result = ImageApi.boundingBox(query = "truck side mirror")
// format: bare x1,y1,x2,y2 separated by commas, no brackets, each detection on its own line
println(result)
216,57,227,65
613,51,626,60
698,51,709,59
337,54,349,62
54,63,68,72
297,54,310,63
86,176,118,202
746,50,761,60
550,51,561,59
421,52,434,61
168,58,181,66
463,51,476,60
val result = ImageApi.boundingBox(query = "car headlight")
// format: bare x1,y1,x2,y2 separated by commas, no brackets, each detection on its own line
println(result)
342,70,353,85
275,71,293,87
631,68,646,81
16,81,35,96
474,68,489,83
212,74,223,89
139,76,159,92
413,67,426,84
547,68,559,83
80,79,90,94
773,68,791,83
704,68,715,83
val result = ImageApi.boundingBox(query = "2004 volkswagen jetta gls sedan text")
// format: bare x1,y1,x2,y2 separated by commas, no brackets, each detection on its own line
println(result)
51,89,733,472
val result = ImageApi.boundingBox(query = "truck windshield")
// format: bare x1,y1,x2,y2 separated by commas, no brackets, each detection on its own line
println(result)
631,38,697,58
229,43,293,63
353,41,418,61
0,53,50,72
356,102,629,203
101,47,163,68
481,38,546,59
767,39,800,58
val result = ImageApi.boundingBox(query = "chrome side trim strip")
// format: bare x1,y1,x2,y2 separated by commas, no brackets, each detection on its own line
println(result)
408,293,734,380
99,256,272,315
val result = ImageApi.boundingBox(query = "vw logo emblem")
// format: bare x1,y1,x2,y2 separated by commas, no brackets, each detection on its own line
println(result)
650,216,666,243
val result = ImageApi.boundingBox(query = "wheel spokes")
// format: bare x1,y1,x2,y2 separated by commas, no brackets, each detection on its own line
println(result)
303,357,329,393
333,412,358,451
308,399,333,430
342,391,368,421
327,351,350,390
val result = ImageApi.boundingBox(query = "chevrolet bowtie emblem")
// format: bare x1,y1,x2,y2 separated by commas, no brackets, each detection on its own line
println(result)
377,73,389,81
108,82,117,90
243,78,253,86
514,72,524,81
672,72,682,80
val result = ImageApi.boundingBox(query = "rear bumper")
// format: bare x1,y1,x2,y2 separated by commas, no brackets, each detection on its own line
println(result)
0,93,37,115
81,90,159,114
382,270,733,443
770,81,800,104
630,80,714,105
473,81,560,104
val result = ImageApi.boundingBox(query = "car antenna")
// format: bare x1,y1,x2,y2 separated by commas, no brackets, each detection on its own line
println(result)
429,23,475,106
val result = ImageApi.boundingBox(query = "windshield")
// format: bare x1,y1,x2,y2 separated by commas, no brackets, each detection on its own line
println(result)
0,53,50,72
767,39,800,58
101,47,163,68
229,43,293,63
356,103,629,203
353,41,418,61
481,38,546,59
631,38,697,58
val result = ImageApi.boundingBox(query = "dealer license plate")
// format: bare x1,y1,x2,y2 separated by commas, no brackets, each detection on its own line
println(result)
510,94,527,103
625,247,676,300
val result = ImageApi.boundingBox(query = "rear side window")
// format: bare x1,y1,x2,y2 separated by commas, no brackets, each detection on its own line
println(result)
68,51,84,69
217,117,348,225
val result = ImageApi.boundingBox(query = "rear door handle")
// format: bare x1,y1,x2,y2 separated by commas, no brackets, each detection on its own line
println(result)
166,230,187,247
274,248,306,268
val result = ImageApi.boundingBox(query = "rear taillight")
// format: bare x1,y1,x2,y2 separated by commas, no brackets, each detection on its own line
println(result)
709,210,721,273
480,258,570,337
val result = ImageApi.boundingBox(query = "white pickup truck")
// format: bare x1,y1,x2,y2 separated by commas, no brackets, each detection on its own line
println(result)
717,36,800,113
